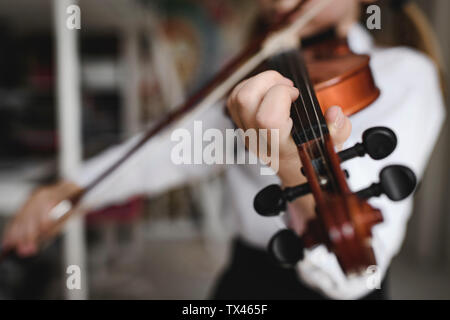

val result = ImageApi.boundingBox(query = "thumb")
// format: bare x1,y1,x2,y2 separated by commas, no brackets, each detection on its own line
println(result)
325,106,351,150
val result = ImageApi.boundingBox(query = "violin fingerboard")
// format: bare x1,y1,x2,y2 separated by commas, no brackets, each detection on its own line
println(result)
267,49,328,146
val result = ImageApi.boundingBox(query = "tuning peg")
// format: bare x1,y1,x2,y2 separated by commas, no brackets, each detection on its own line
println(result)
254,183,311,216
339,127,397,162
268,229,305,267
356,165,417,201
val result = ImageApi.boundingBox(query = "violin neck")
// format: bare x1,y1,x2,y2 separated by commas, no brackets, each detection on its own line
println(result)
267,49,329,146
268,49,343,196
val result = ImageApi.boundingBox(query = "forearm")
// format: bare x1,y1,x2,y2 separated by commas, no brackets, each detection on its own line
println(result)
70,104,231,210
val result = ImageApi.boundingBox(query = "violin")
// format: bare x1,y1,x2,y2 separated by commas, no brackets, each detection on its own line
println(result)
253,38,416,275
0,0,416,276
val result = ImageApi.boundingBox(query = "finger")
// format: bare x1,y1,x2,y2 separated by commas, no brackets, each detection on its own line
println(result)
227,79,249,129
256,85,299,159
273,0,300,14
325,106,352,150
1,223,15,249
228,78,249,104
17,218,38,257
3,219,21,250
235,71,293,129
256,84,299,133
1,218,14,245
17,242,37,257
38,207,52,234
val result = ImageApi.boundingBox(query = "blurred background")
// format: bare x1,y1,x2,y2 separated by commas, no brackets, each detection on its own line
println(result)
0,0,448,299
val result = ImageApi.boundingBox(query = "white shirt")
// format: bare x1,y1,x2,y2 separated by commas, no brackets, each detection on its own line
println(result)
70,24,446,299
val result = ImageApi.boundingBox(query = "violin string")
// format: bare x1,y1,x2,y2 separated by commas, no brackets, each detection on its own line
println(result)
272,57,302,150
270,51,337,192
286,51,338,191
276,53,320,178
299,56,339,192
286,56,329,173
284,64,318,168
274,55,316,165
299,54,327,144
285,54,322,145
296,52,339,191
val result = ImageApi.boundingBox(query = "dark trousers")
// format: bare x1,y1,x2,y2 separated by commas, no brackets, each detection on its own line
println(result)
211,238,388,300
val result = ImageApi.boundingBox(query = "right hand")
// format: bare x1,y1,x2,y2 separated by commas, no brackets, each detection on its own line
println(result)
1,181,82,257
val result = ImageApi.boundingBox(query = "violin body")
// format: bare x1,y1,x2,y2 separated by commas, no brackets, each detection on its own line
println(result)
306,38,380,116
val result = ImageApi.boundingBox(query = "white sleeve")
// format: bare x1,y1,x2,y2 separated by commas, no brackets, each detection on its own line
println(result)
295,49,446,299
69,102,232,210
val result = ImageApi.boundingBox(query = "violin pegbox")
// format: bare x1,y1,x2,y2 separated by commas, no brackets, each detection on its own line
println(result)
254,126,405,216
254,126,417,272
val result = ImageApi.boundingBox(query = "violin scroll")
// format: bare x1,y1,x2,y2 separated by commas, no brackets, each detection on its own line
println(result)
253,126,400,217
264,164,417,271
255,125,417,274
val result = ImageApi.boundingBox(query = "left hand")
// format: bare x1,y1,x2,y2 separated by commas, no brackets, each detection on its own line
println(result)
227,70,351,173
227,70,352,230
